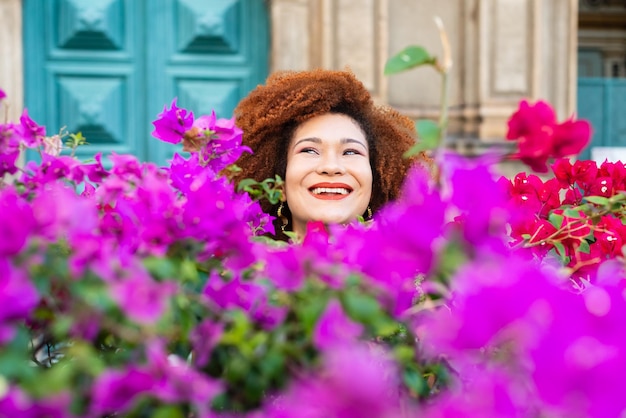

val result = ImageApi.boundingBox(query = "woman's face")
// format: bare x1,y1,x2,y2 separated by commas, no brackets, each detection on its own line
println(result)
285,113,373,237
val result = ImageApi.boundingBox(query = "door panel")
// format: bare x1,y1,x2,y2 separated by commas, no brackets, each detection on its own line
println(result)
145,0,268,164
577,78,626,160
24,0,269,166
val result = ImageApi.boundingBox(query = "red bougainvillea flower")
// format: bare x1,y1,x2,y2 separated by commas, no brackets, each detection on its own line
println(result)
506,100,592,173
552,158,598,189
151,98,194,144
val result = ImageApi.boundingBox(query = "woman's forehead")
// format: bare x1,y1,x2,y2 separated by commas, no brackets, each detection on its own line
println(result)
290,113,367,145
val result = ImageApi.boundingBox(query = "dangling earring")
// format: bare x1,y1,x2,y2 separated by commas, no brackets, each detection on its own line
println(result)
364,205,373,221
277,202,288,232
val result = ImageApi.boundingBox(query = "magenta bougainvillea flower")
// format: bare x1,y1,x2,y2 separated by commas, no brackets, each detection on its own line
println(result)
0,123,22,176
506,99,592,172
267,343,402,418
0,387,70,418
18,109,46,148
313,299,364,350
90,367,156,416
0,188,35,256
151,98,194,144
107,268,177,325
0,259,39,344
0,88,6,101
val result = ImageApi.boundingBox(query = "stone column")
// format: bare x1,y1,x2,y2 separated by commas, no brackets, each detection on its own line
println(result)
0,0,23,121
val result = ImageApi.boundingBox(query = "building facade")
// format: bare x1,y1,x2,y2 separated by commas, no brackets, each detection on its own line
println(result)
0,0,594,163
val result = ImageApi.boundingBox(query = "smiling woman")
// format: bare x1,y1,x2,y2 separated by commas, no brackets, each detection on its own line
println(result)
233,69,431,240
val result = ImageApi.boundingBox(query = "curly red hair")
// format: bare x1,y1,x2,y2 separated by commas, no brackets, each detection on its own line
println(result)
233,69,430,239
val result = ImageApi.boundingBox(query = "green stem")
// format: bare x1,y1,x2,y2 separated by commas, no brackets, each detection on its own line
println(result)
437,70,449,147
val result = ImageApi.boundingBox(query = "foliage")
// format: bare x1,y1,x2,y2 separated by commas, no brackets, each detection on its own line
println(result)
1,54,626,418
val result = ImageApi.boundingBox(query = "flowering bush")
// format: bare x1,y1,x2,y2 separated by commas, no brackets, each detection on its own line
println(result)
1,83,626,418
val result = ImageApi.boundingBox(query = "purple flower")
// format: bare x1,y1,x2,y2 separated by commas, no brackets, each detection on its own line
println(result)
0,259,39,344
0,123,21,176
145,342,223,411
190,319,224,367
79,152,109,183
109,152,145,180
0,88,6,101
181,171,256,269
422,365,530,418
0,187,35,256
167,152,208,195
258,244,305,291
417,251,562,356
108,269,176,325
18,109,45,148
202,272,286,329
30,183,97,242
267,343,402,418
313,299,363,350
90,366,155,415
341,166,445,317
151,98,194,144
0,386,70,418
193,111,251,171
20,154,85,190
529,282,626,417
445,151,510,251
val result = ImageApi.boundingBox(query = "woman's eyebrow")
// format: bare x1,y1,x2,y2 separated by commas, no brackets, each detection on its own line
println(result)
293,137,322,147
341,138,367,149
292,137,368,150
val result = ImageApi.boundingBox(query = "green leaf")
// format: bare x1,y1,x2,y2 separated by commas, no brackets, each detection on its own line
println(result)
394,345,416,364
548,213,564,229
341,292,382,323
553,241,567,263
152,406,185,418
403,120,441,157
295,295,329,334
403,369,427,396
384,46,437,75
563,208,582,218
578,240,591,254
143,256,177,280
584,195,610,206
237,178,258,192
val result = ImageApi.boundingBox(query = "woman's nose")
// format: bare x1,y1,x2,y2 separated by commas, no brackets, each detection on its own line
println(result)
316,153,346,175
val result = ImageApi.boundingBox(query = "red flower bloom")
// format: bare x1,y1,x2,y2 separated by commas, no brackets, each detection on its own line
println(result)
507,100,592,173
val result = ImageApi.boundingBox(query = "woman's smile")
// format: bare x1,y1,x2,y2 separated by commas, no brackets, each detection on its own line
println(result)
285,113,373,237
309,182,353,200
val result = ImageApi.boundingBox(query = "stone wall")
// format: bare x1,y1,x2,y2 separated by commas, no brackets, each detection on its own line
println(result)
270,0,579,146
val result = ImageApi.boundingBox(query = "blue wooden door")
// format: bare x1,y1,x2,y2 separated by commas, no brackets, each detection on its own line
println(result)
577,49,626,161
577,78,626,160
23,0,269,166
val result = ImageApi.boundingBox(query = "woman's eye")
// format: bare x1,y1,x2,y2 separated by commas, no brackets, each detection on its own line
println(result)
344,149,361,156
300,147,318,154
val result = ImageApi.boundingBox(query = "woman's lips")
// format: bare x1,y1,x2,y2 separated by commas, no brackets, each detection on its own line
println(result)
309,183,353,200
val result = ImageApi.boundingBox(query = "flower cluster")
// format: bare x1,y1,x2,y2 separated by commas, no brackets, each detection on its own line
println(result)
500,156,626,283
1,91,625,417
506,99,592,172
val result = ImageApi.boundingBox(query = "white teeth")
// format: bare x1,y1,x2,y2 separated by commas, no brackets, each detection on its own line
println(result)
311,187,350,195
